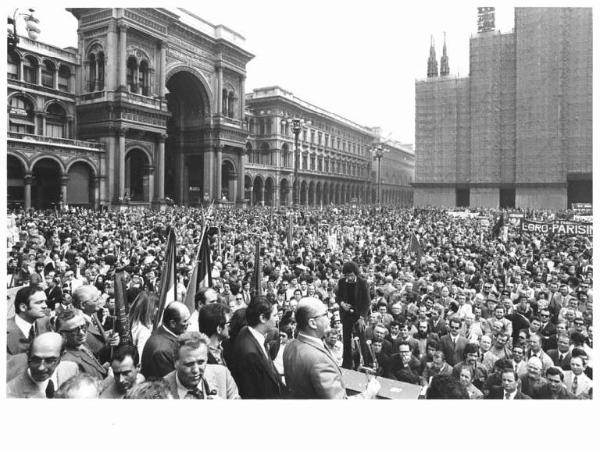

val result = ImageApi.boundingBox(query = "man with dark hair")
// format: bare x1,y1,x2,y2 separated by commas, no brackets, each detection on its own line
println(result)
563,354,592,398
452,342,488,391
425,374,469,399
283,297,380,399
164,331,239,399
7,332,78,398
439,317,468,366
141,302,190,379
100,345,145,399
547,333,572,370
487,368,531,399
56,310,108,380
229,296,283,398
7,285,51,355
382,341,422,384
198,302,231,365
336,261,370,369
534,367,577,399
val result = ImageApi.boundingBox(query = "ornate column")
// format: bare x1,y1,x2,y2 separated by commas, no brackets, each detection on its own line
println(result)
118,128,127,200
159,41,166,98
237,149,246,205
118,23,128,90
215,144,223,200
216,64,223,115
148,68,155,96
39,112,46,136
53,67,59,90
239,74,246,119
156,134,166,200
260,184,265,206
37,64,42,86
24,173,32,210
19,59,24,82
60,174,69,205
94,59,100,91
231,172,238,203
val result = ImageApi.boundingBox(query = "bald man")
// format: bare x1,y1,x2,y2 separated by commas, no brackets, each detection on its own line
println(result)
283,297,380,399
141,302,191,379
7,332,79,398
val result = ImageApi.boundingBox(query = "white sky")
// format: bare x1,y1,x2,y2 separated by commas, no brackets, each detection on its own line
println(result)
6,1,580,143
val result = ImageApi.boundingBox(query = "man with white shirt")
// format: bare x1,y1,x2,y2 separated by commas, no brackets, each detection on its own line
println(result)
7,285,52,355
563,355,593,398
7,332,78,398
526,333,553,373
487,368,530,399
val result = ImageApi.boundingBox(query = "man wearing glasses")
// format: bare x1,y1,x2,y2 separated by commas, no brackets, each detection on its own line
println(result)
56,310,108,380
283,297,380,399
439,317,468,366
7,332,78,398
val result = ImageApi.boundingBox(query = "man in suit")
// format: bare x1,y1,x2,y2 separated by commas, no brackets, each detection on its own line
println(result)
336,261,370,369
283,297,380,399
7,285,52,355
439,317,468,366
100,345,145,399
534,366,577,399
197,302,231,365
538,308,557,350
55,309,108,380
163,331,239,399
563,355,593,398
525,333,554,373
487,368,531,399
141,302,190,379
229,296,283,398
7,332,78,398
546,333,572,369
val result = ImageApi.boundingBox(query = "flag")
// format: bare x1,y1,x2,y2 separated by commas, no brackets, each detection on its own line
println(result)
153,227,177,330
287,215,293,248
113,271,132,346
410,232,424,265
492,214,504,238
252,239,263,297
183,226,213,314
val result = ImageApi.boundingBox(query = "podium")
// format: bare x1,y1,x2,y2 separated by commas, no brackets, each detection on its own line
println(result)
341,368,423,399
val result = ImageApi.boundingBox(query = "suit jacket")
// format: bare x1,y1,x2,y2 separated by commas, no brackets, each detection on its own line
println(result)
487,387,531,399
140,326,178,379
336,277,370,324
229,326,283,399
61,346,108,380
563,371,593,398
7,361,79,398
163,365,240,399
283,333,347,399
546,349,572,370
6,316,53,356
439,334,469,366
533,384,578,400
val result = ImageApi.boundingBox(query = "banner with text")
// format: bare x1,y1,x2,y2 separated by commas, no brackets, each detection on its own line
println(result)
520,219,592,236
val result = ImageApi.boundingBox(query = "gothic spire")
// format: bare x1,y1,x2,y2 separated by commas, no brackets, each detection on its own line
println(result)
440,32,449,76
427,35,438,78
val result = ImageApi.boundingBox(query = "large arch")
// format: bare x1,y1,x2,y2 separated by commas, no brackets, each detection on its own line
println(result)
31,158,62,209
316,182,322,207
165,68,212,204
67,161,95,206
264,177,275,206
125,148,150,202
308,181,315,206
322,181,329,205
280,178,290,206
253,176,264,205
221,159,236,202
300,180,308,206
7,154,26,208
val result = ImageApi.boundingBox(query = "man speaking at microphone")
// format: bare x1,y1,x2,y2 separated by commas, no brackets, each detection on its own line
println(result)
336,262,371,369
283,297,380,399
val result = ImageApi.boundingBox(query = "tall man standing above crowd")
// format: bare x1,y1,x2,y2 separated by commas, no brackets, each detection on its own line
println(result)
7,285,51,355
336,262,370,369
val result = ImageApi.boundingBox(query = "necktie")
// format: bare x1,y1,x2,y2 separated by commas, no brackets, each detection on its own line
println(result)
28,324,36,343
185,387,203,399
45,380,55,399
572,375,578,394
504,391,510,400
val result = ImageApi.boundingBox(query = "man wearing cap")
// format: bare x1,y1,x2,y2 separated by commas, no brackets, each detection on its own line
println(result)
336,261,370,369
283,297,380,399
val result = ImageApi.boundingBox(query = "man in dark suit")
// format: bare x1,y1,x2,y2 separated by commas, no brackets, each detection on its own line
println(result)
546,333,572,370
439,317,468,366
7,285,52,356
229,296,283,398
7,332,78,398
538,308,557,350
336,261,370,369
283,297,380,399
487,368,531,399
141,302,190,379
533,366,577,399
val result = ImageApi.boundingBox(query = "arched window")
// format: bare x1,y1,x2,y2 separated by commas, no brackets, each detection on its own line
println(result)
23,55,38,84
97,52,105,90
9,96,35,134
46,103,67,138
139,60,150,96
8,50,19,80
58,65,71,92
42,60,55,88
127,56,138,93
227,91,235,118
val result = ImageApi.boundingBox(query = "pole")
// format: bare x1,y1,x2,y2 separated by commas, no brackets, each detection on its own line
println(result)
293,126,300,207
377,154,382,205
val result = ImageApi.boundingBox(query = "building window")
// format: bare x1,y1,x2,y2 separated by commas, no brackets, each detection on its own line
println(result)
302,155,308,169
46,103,67,138
23,55,38,84
228,92,235,119
139,60,150,96
127,56,137,93
9,96,35,134
8,51,19,80
42,60,55,88
58,65,71,92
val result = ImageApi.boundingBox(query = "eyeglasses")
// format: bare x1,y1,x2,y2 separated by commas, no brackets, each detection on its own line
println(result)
62,324,88,334
29,356,59,366
450,325,461,330
540,314,549,317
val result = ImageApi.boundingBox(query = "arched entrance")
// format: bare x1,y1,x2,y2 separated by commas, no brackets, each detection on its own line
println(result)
253,177,264,205
67,161,94,206
308,181,315,206
221,160,235,202
125,148,150,202
316,182,322,207
264,177,274,206
32,158,62,209
280,178,290,206
300,180,308,205
166,70,210,204
7,155,25,209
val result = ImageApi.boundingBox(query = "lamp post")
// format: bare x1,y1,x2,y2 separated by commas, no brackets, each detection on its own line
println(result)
370,144,389,205
286,117,310,207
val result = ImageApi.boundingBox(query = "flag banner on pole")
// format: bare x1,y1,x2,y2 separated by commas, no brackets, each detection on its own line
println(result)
491,214,504,238
153,227,177,330
113,271,132,346
409,232,424,264
287,216,293,248
252,239,263,297
183,226,213,314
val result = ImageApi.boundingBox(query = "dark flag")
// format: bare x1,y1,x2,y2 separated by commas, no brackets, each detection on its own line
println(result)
410,232,424,265
183,226,213,314
252,239,263,297
287,215,293,248
153,227,177,330
113,271,132,346
492,214,504,238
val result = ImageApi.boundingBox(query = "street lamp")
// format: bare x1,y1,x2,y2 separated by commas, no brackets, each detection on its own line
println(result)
284,117,311,207
370,144,389,205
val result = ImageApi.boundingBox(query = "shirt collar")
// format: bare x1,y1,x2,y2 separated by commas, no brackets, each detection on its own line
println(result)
162,325,178,339
175,371,202,399
27,368,57,394
15,314,33,338
298,332,325,348
248,326,269,359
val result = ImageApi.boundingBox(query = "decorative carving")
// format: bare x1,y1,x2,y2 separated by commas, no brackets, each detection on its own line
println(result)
124,10,166,34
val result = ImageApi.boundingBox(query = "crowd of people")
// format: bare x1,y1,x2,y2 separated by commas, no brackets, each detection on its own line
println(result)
5,204,593,399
